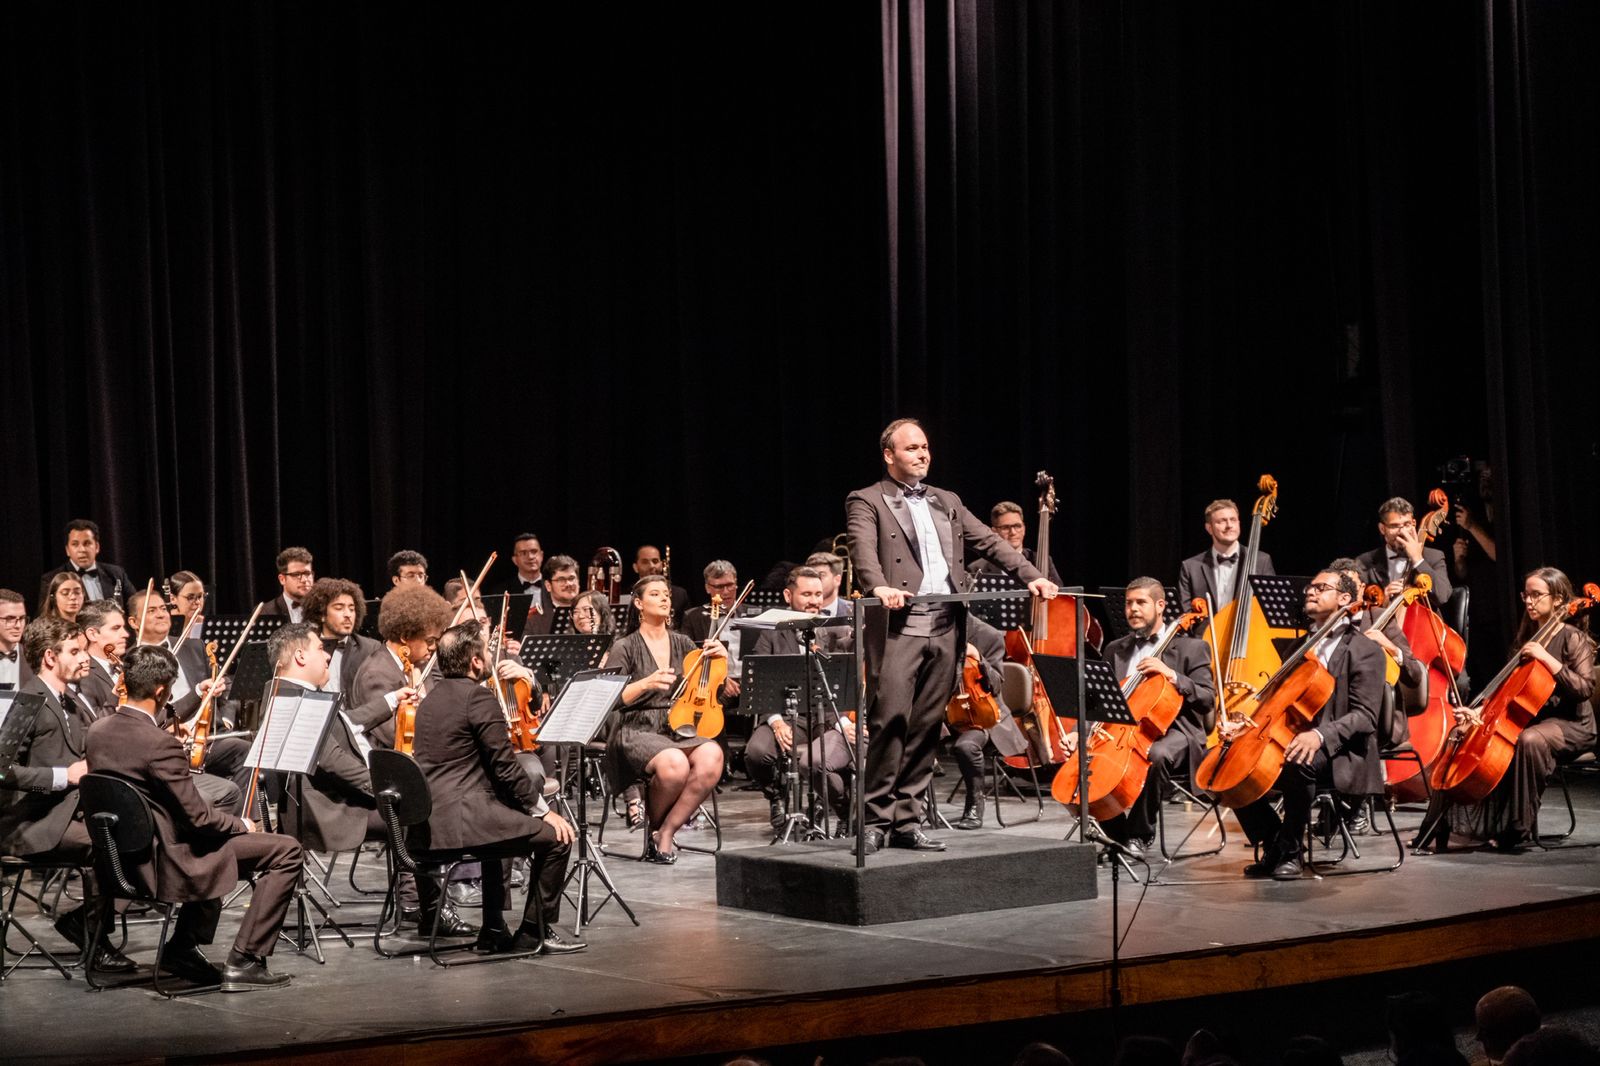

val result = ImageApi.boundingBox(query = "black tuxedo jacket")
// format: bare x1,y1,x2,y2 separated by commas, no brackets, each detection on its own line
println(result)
326,633,381,696
846,477,1042,696
78,659,121,720
39,561,131,611
1308,628,1387,795
272,682,375,853
0,677,93,855
257,593,303,621
1176,550,1275,610
1354,545,1453,609
347,646,408,750
409,677,544,852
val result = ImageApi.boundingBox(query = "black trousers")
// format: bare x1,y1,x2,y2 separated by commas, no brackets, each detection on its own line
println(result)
951,726,988,799
169,831,303,958
1234,750,1330,856
201,735,256,810
865,626,960,832
416,823,570,931
744,721,813,794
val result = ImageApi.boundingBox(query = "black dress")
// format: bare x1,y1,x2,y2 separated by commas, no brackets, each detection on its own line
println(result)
602,629,715,791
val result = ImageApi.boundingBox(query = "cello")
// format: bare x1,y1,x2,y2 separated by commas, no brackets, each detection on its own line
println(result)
1197,595,1362,809
666,581,753,740
1053,598,1210,818
1391,490,1465,800
1002,471,1102,769
1207,475,1283,745
946,649,1003,732
1429,582,1600,803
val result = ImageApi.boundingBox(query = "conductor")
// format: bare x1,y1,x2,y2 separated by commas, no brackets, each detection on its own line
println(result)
846,419,1058,851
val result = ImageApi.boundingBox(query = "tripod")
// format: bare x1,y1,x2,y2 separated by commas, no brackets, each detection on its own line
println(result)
560,742,638,934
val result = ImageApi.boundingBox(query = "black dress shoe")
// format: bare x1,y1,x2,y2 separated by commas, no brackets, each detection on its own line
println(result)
1270,857,1303,881
539,928,587,955
1242,852,1282,879
92,942,138,974
863,828,886,853
475,925,516,954
419,902,475,937
160,944,223,985
888,829,947,852
768,795,787,832
221,956,291,992
954,796,984,830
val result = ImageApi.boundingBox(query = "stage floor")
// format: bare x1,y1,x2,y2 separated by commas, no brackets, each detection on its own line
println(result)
5,770,1600,1066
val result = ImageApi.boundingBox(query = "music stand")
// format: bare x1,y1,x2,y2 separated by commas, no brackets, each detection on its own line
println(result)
483,591,534,628
519,633,612,695
208,614,283,648
244,687,346,962
1248,575,1310,630
0,690,21,736
745,589,786,610
742,646,856,842
358,600,382,639
538,669,637,935
0,693,43,767
1098,586,1183,641
609,603,634,634
969,572,1032,629
232,642,275,733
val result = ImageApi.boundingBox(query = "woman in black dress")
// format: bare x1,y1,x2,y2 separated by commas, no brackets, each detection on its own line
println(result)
603,575,727,862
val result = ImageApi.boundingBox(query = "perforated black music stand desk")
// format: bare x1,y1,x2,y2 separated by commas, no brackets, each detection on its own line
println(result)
232,642,274,732
208,614,283,648
1032,655,1137,729
540,668,637,935
0,693,42,767
1098,586,1183,641
745,589,787,610
742,650,857,842
1247,574,1310,660
610,603,634,633
969,572,1032,629
358,599,382,639
519,633,612,693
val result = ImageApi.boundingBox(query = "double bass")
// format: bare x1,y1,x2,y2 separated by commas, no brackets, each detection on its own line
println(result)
1391,489,1465,800
1053,598,1210,818
1197,596,1362,809
1429,583,1600,803
1002,471,1102,769
1207,475,1283,744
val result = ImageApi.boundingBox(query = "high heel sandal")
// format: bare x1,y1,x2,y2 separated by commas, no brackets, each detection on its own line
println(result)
642,832,677,865
626,798,645,832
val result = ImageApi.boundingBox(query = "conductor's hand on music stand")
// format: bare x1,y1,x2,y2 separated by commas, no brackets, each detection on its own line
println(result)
873,586,909,609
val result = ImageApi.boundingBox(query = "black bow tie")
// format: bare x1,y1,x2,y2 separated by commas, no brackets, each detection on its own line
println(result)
75,567,99,580
1215,554,1237,567
322,638,347,656
901,483,928,500
520,578,540,590
0,650,16,663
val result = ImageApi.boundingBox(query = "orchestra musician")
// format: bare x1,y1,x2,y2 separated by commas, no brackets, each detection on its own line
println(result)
38,519,129,610
41,571,86,625
410,621,584,955
165,570,208,643
0,617,135,972
1425,567,1595,852
346,583,448,749
0,588,31,689
967,502,1063,585
680,560,744,711
1233,567,1386,880
631,545,690,622
804,552,855,618
126,587,252,803
85,644,303,991
76,600,129,720
1355,497,1454,610
523,554,583,637
301,578,380,694
1066,578,1214,851
1177,499,1276,609
946,614,1027,830
487,533,546,610
602,575,727,863
743,566,857,831
846,418,1057,852
1330,556,1428,760
387,550,429,588
258,547,316,623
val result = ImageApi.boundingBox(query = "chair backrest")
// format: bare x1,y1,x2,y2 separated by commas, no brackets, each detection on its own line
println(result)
367,748,432,827
77,773,158,900
999,662,1032,713
1445,587,1470,649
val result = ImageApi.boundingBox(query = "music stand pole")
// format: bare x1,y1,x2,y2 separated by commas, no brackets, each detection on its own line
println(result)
563,740,637,934
853,603,866,868
1072,586,1091,845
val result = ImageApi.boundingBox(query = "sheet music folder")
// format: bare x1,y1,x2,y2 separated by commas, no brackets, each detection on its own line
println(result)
0,691,42,765
1031,653,1137,726
535,669,628,746
244,688,338,775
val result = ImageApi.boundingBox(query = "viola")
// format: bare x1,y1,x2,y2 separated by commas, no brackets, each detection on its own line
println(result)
1197,598,1360,809
667,582,753,740
1430,583,1599,802
394,644,420,755
1002,471,1102,770
1054,599,1209,818
1205,475,1283,747
488,593,541,753
946,649,1003,732
187,640,221,773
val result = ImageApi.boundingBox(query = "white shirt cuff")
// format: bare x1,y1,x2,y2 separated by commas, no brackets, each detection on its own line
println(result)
53,767,68,791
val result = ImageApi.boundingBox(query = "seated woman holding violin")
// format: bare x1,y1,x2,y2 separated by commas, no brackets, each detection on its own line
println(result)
601,575,727,863
1420,567,1596,852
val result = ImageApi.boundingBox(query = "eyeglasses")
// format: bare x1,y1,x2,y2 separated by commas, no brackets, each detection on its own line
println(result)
1304,583,1340,596
995,523,1025,533
1521,591,1553,602
551,574,580,585
284,570,315,580
178,592,205,602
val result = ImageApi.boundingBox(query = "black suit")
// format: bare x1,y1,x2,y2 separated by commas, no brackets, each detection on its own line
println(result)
39,561,131,611
324,633,381,696
1354,545,1453,609
410,676,569,932
257,594,304,623
273,681,378,854
0,678,93,858
846,477,1043,833
1234,628,1386,855
1176,549,1275,610
1098,632,1215,843
77,659,121,720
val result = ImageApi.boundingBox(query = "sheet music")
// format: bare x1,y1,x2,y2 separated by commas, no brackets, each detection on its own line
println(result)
735,608,818,628
536,673,628,745
245,690,337,774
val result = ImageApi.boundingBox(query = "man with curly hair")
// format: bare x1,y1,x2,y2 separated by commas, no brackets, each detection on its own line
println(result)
301,577,380,694
347,583,452,750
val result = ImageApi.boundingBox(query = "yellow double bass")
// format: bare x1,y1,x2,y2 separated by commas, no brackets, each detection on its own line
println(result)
1207,475,1283,744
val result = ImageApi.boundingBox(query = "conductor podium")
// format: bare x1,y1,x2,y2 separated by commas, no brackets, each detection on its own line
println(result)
714,590,1097,926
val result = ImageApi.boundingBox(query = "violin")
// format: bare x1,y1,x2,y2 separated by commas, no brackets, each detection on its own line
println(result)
394,644,420,755
107,643,128,704
1205,475,1283,747
1430,583,1600,802
487,594,540,752
946,648,1003,732
667,582,753,740
1196,597,1361,809
1054,599,1209,818
1002,471,1103,770
188,641,221,773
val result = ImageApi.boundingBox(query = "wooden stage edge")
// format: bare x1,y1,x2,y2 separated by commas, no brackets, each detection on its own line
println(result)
213,891,1600,1066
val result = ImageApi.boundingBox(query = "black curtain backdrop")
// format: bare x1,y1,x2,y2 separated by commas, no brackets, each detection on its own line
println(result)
2,2,1595,621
